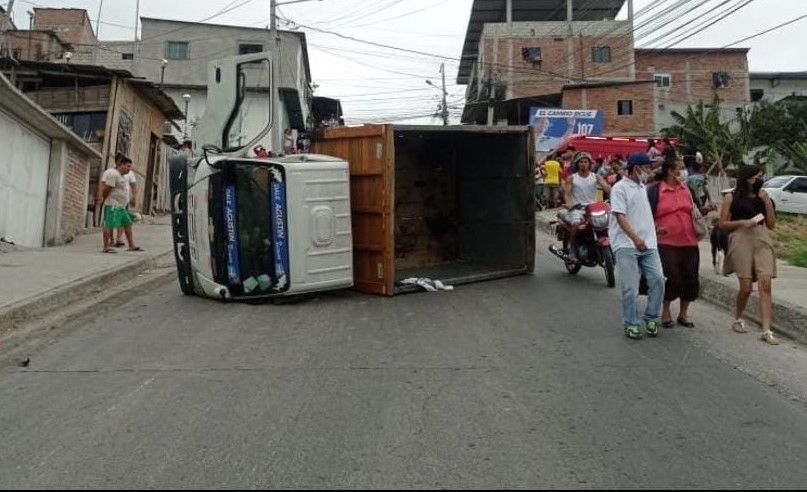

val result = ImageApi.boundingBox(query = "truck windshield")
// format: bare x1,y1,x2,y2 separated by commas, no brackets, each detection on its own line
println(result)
220,164,289,295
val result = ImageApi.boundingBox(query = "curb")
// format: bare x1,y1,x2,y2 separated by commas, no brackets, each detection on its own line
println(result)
534,212,807,345
0,251,175,337
699,275,807,345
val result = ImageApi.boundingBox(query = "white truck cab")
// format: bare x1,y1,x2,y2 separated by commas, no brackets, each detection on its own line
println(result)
169,52,353,300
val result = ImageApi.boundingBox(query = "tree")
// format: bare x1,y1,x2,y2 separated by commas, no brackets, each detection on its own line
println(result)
749,100,807,174
662,96,747,173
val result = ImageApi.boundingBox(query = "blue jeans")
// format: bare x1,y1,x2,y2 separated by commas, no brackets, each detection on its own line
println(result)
615,248,666,328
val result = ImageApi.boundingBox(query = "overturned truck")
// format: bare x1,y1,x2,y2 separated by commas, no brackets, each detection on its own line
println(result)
313,124,536,295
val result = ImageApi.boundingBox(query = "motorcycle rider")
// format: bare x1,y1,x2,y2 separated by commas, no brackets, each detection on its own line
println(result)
558,152,612,264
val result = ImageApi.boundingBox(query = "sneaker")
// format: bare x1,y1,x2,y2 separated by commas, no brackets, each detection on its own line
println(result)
625,325,642,340
646,320,659,338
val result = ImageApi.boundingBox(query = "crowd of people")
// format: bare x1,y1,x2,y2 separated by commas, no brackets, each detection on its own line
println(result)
537,138,780,346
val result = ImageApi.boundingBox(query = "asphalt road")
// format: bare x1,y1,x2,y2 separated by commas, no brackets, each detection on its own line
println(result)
1,233,807,489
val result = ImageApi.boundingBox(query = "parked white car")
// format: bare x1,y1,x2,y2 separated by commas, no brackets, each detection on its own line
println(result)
763,175,807,214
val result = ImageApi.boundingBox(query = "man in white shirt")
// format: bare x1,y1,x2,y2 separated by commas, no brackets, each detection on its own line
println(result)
100,155,142,253
608,152,665,340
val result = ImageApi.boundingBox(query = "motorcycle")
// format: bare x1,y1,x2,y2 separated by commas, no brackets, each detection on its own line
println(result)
548,201,616,288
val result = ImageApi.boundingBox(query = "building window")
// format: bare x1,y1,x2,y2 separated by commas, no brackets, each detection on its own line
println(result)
121,53,134,60
654,73,671,88
617,100,634,116
166,42,189,60
54,112,108,141
239,43,263,55
521,47,542,64
750,89,764,102
712,71,731,89
592,46,611,63
12,49,21,59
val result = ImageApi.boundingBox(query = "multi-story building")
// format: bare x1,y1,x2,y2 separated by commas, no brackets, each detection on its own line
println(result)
458,0,752,136
85,17,315,153
32,8,96,59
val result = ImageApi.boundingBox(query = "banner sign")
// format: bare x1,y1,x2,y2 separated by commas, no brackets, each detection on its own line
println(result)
530,108,604,152
224,184,241,285
269,175,290,291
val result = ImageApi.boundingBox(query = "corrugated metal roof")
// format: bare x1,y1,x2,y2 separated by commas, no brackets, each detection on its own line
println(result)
458,0,626,84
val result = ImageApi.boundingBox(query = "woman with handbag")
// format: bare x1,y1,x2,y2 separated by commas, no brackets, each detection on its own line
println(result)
719,165,779,345
649,159,714,328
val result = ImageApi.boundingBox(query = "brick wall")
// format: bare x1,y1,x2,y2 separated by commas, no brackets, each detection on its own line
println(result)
563,82,656,134
61,146,91,241
634,49,750,105
33,8,96,56
8,31,69,61
477,21,634,99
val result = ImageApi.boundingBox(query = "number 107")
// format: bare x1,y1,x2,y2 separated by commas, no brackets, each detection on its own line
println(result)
576,123,595,135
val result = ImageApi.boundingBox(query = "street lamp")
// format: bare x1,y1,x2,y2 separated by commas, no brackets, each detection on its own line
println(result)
182,93,191,139
160,59,168,85
426,71,449,126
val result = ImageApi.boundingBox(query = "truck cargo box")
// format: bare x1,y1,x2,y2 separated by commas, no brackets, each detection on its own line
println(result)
313,124,535,295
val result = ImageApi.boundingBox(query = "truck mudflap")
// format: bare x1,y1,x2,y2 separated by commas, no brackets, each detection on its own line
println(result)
169,155,195,295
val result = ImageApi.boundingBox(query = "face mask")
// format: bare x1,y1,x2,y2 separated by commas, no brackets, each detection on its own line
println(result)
752,177,764,193
678,169,689,183
638,170,650,184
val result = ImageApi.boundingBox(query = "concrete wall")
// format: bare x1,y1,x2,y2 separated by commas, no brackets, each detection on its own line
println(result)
138,19,304,90
1,72,101,245
750,76,807,103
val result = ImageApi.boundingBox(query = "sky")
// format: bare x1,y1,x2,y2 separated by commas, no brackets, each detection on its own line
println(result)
4,0,807,125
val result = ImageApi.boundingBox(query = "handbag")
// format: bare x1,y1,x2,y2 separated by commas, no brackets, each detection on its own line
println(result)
691,199,708,241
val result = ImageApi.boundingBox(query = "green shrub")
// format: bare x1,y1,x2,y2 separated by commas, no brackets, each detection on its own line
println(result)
788,243,807,268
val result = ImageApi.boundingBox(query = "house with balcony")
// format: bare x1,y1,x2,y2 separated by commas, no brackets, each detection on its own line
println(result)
458,0,752,136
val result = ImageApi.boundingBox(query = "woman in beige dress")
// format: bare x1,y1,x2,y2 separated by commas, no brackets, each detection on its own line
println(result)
719,165,779,345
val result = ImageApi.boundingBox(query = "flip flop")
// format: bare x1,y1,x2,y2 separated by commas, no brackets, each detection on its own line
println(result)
103,248,117,253
677,318,695,328
128,247,144,252
114,241,126,247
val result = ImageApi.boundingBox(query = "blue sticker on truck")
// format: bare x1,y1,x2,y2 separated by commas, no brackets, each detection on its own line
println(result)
224,184,241,284
270,177,290,290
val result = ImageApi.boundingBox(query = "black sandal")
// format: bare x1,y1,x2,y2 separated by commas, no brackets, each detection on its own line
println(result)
662,320,675,329
677,318,695,328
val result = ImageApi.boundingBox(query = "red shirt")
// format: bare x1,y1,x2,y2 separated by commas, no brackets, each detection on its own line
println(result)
656,180,698,247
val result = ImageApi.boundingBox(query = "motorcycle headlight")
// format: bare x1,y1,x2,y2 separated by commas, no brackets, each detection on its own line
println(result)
589,212,609,228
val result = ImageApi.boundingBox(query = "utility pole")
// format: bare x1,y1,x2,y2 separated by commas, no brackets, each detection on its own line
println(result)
268,0,323,153
426,63,449,126
27,11,33,60
269,0,280,154
440,62,448,126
